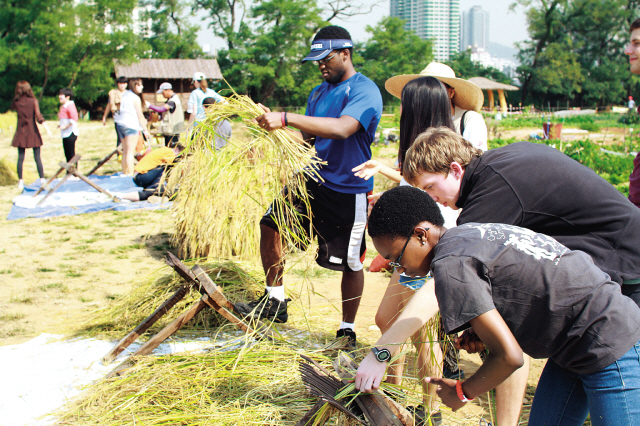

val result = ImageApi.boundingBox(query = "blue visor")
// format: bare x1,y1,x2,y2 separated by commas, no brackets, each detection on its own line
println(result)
301,39,353,62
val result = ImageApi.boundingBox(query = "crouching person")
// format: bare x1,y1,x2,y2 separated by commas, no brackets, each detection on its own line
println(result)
355,186,640,426
123,144,185,201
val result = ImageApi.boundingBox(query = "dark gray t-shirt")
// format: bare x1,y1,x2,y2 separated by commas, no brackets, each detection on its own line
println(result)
432,223,640,374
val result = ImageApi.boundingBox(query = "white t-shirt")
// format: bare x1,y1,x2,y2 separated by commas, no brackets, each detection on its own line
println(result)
453,106,488,151
187,88,224,122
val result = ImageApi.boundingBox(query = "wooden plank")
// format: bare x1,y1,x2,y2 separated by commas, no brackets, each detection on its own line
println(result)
60,162,121,203
33,154,81,197
35,155,82,204
131,297,208,357
101,284,190,365
86,146,120,177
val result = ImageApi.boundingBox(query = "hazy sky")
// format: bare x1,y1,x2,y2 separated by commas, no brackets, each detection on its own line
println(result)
196,0,531,53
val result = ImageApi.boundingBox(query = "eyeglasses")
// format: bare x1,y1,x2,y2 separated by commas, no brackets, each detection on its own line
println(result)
388,228,429,269
313,51,340,66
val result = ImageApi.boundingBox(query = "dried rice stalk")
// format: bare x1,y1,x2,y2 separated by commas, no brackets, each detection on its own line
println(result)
168,94,324,260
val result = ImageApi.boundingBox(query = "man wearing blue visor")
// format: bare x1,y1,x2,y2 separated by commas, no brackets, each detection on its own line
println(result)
236,26,383,349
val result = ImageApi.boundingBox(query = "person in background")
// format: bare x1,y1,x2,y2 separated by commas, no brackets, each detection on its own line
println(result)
147,82,185,147
201,97,232,150
629,95,636,110
625,18,640,207
58,88,79,174
102,76,128,148
10,81,46,190
186,72,224,129
122,144,185,202
118,78,149,175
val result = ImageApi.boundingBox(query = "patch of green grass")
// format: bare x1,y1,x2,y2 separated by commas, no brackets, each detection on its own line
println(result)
105,294,119,300
109,243,145,254
37,267,56,272
94,232,114,239
115,254,129,259
10,295,34,304
0,269,12,274
0,313,26,322
291,267,336,279
104,268,119,274
36,283,69,292
0,326,27,338
42,229,52,234
65,270,84,278
13,271,24,278
74,224,90,230
79,296,93,303
59,237,71,243
81,237,99,244
75,245,90,251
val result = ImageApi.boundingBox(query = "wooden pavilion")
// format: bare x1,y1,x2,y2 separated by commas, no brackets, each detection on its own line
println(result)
114,59,224,110
468,77,519,113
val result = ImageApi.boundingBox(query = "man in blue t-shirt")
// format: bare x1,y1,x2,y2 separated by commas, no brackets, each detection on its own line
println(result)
235,26,383,348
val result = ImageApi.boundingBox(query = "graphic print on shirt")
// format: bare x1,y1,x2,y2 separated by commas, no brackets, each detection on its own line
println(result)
465,223,569,265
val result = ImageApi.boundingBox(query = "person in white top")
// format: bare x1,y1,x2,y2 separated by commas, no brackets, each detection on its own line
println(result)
186,72,224,129
118,78,149,175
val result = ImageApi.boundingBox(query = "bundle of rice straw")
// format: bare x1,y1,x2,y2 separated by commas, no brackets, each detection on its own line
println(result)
80,260,264,338
56,347,363,425
0,157,19,186
168,94,324,260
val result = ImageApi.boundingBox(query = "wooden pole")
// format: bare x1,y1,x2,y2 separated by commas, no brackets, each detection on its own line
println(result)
33,154,80,198
487,90,495,112
86,146,121,177
498,89,508,113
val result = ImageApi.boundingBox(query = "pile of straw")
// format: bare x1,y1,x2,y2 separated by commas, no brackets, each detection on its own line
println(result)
0,157,19,186
81,260,264,338
168,95,324,260
56,347,362,425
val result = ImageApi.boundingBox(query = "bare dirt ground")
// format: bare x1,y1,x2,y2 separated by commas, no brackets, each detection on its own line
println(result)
0,120,546,425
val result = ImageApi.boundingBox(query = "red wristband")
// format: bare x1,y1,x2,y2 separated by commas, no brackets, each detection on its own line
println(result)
456,380,473,402
281,111,286,127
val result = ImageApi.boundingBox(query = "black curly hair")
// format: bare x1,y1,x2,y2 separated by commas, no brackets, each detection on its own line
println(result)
314,25,353,56
368,186,444,239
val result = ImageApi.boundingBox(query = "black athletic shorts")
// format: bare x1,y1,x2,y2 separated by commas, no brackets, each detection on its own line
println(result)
260,175,368,272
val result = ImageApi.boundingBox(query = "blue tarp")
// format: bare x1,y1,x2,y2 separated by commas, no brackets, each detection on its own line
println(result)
7,174,171,221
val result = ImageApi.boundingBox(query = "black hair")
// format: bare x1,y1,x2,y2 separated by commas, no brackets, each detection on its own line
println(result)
314,25,353,57
632,18,640,32
398,77,455,169
59,88,73,99
368,186,444,240
202,97,216,105
117,76,128,84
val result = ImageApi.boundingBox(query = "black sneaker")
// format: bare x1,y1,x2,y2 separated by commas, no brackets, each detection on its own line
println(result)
442,366,465,380
408,406,442,426
336,328,357,350
234,290,290,323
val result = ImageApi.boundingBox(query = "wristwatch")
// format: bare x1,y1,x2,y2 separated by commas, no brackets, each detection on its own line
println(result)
371,347,391,362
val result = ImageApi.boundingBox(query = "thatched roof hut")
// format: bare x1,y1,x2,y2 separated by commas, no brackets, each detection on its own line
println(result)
114,59,224,108
468,77,519,113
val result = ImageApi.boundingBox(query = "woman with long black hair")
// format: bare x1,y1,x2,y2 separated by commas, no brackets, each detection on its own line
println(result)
10,81,46,190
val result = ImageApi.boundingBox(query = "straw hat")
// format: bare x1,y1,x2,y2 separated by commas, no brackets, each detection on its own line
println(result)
385,62,484,112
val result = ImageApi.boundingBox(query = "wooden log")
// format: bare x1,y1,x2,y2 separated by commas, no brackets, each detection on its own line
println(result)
131,297,209,357
295,400,330,426
86,146,120,177
101,284,190,365
36,171,73,206
33,155,80,197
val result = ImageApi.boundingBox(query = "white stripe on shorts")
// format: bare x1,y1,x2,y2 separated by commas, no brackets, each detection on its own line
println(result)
347,193,368,271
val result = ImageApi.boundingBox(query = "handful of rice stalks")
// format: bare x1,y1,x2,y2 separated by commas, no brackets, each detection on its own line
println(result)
168,94,324,260
80,260,264,338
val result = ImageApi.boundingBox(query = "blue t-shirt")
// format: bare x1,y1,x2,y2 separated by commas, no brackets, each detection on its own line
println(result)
187,88,224,122
306,72,382,194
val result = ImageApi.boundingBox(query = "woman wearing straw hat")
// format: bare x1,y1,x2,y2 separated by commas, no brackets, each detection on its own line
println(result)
386,62,487,151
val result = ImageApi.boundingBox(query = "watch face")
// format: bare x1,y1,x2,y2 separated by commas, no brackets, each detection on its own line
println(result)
374,348,391,362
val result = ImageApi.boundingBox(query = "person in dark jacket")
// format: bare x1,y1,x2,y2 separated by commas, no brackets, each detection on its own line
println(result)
10,81,46,190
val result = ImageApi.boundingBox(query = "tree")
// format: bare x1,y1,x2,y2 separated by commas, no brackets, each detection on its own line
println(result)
141,0,203,59
358,16,433,105
514,0,640,106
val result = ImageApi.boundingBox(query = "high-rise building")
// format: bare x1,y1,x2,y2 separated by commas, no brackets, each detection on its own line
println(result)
390,0,460,61
461,6,489,51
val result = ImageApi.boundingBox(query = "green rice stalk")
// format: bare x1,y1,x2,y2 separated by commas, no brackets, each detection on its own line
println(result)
78,260,264,338
168,93,324,260
56,348,361,425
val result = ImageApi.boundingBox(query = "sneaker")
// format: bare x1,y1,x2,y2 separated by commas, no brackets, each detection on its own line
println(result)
17,180,24,191
408,406,442,426
234,290,290,323
336,328,357,350
442,366,465,380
